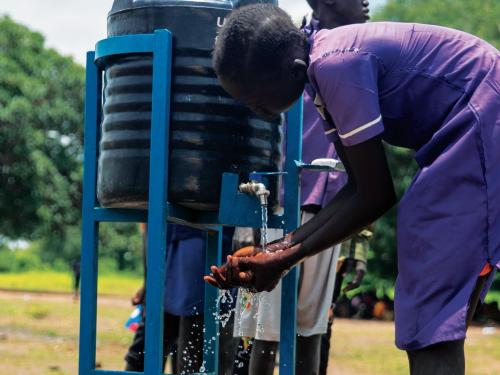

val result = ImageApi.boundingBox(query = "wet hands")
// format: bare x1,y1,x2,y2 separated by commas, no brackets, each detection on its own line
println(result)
204,235,300,293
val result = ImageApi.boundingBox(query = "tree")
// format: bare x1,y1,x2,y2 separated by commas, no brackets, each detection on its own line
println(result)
0,17,143,271
375,0,499,48
0,16,84,239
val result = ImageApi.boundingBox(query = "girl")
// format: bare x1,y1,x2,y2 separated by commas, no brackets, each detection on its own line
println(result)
204,4,499,374
231,1,370,374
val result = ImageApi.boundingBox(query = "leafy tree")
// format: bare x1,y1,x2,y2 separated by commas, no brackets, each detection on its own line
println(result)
375,0,499,48
0,16,84,239
0,17,143,272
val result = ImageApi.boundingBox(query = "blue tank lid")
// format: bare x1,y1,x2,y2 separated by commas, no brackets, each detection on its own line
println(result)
110,0,233,15
233,0,278,6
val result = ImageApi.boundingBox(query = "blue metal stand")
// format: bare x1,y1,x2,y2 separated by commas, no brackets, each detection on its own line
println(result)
79,29,304,375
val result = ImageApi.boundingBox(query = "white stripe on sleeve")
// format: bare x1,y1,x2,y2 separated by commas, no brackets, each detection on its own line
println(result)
338,115,382,139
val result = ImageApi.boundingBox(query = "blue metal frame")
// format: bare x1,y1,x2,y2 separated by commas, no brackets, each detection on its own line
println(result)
80,29,304,375
279,102,303,375
79,30,177,375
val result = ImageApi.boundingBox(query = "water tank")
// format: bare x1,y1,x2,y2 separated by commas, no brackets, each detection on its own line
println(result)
97,0,282,210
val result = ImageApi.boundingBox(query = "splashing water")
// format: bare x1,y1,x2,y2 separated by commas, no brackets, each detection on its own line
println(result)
214,290,235,328
199,361,206,374
261,204,268,252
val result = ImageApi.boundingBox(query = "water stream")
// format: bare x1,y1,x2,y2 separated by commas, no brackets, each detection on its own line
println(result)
261,204,268,252
208,199,271,373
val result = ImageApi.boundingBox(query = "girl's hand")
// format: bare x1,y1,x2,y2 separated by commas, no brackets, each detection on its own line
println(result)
204,234,299,292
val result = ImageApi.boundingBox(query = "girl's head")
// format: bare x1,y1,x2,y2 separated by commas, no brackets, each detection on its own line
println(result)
309,0,370,27
213,4,309,119
306,0,319,9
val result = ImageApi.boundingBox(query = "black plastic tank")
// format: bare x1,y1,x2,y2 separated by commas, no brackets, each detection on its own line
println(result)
97,0,282,210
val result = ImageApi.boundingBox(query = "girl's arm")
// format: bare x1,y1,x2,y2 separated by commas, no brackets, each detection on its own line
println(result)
290,136,395,259
205,136,396,292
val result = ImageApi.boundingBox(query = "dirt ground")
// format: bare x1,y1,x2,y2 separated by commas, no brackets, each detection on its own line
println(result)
1,290,499,375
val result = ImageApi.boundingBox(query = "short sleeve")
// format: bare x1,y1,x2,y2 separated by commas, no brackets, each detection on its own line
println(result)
310,52,384,146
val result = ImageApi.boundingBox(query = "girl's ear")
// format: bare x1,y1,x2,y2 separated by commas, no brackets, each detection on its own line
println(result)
291,59,308,81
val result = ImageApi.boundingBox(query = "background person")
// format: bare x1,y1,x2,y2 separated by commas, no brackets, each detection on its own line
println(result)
124,224,235,373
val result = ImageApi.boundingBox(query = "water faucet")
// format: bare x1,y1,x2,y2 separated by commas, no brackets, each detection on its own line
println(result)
239,181,270,206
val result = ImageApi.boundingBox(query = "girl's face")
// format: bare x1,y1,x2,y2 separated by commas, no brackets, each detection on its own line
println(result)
336,0,370,22
319,0,370,25
220,71,306,120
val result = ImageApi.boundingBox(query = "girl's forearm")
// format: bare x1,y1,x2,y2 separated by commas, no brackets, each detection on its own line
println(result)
287,137,396,266
286,186,390,266
292,183,355,244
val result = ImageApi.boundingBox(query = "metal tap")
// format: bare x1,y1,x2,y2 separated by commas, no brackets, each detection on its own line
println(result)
239,181,270,206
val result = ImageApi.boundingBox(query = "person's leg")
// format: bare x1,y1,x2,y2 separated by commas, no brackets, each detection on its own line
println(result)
219,313,241,375
74,273,80,293
125,311,179,372
163,312,180,371
296,335,321,375
406,340,465,375
124,314,146,371
233,337,252,375
466,269,493,327
249,339,278,375
319,317,333,375
177,314,204,374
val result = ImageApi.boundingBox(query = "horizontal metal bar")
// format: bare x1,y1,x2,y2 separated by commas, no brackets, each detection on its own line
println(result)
94,33,155,62
92,370,142,375
93,208,148,223
92,205,221,230
92,204,193,224
92,371,216,375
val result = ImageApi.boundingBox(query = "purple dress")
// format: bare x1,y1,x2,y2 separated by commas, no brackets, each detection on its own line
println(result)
301,87,347,206
300,18,347,207
307,22,499,350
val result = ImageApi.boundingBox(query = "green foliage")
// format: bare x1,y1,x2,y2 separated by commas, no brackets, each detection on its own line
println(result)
98,223,144,272
0,16,84,239
374,0,499,48
37,223,143,272
0,243,43,272
0,17,144,272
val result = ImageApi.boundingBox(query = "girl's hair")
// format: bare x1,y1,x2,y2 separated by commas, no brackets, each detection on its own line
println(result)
213,4,307,84
306,0,318,10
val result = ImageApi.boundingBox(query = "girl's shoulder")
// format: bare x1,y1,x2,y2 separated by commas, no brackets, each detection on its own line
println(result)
309,22,411,72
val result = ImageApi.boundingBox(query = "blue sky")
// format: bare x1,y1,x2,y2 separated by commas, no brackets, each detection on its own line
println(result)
0,0,386,65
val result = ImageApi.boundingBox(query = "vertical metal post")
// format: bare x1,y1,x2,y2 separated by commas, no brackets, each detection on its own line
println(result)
204,229,223,374
280,99,303,375
144,30,173,375
78,51,102,375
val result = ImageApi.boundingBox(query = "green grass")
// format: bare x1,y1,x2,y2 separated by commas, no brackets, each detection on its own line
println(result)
485,290,500,304
0,293,134,375
331,319,500,375
1,291,499,375
0,270,142,297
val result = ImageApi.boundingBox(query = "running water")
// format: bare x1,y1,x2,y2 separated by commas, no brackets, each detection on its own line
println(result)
261,204,268,252
214,289,234,328
209,200,271,358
